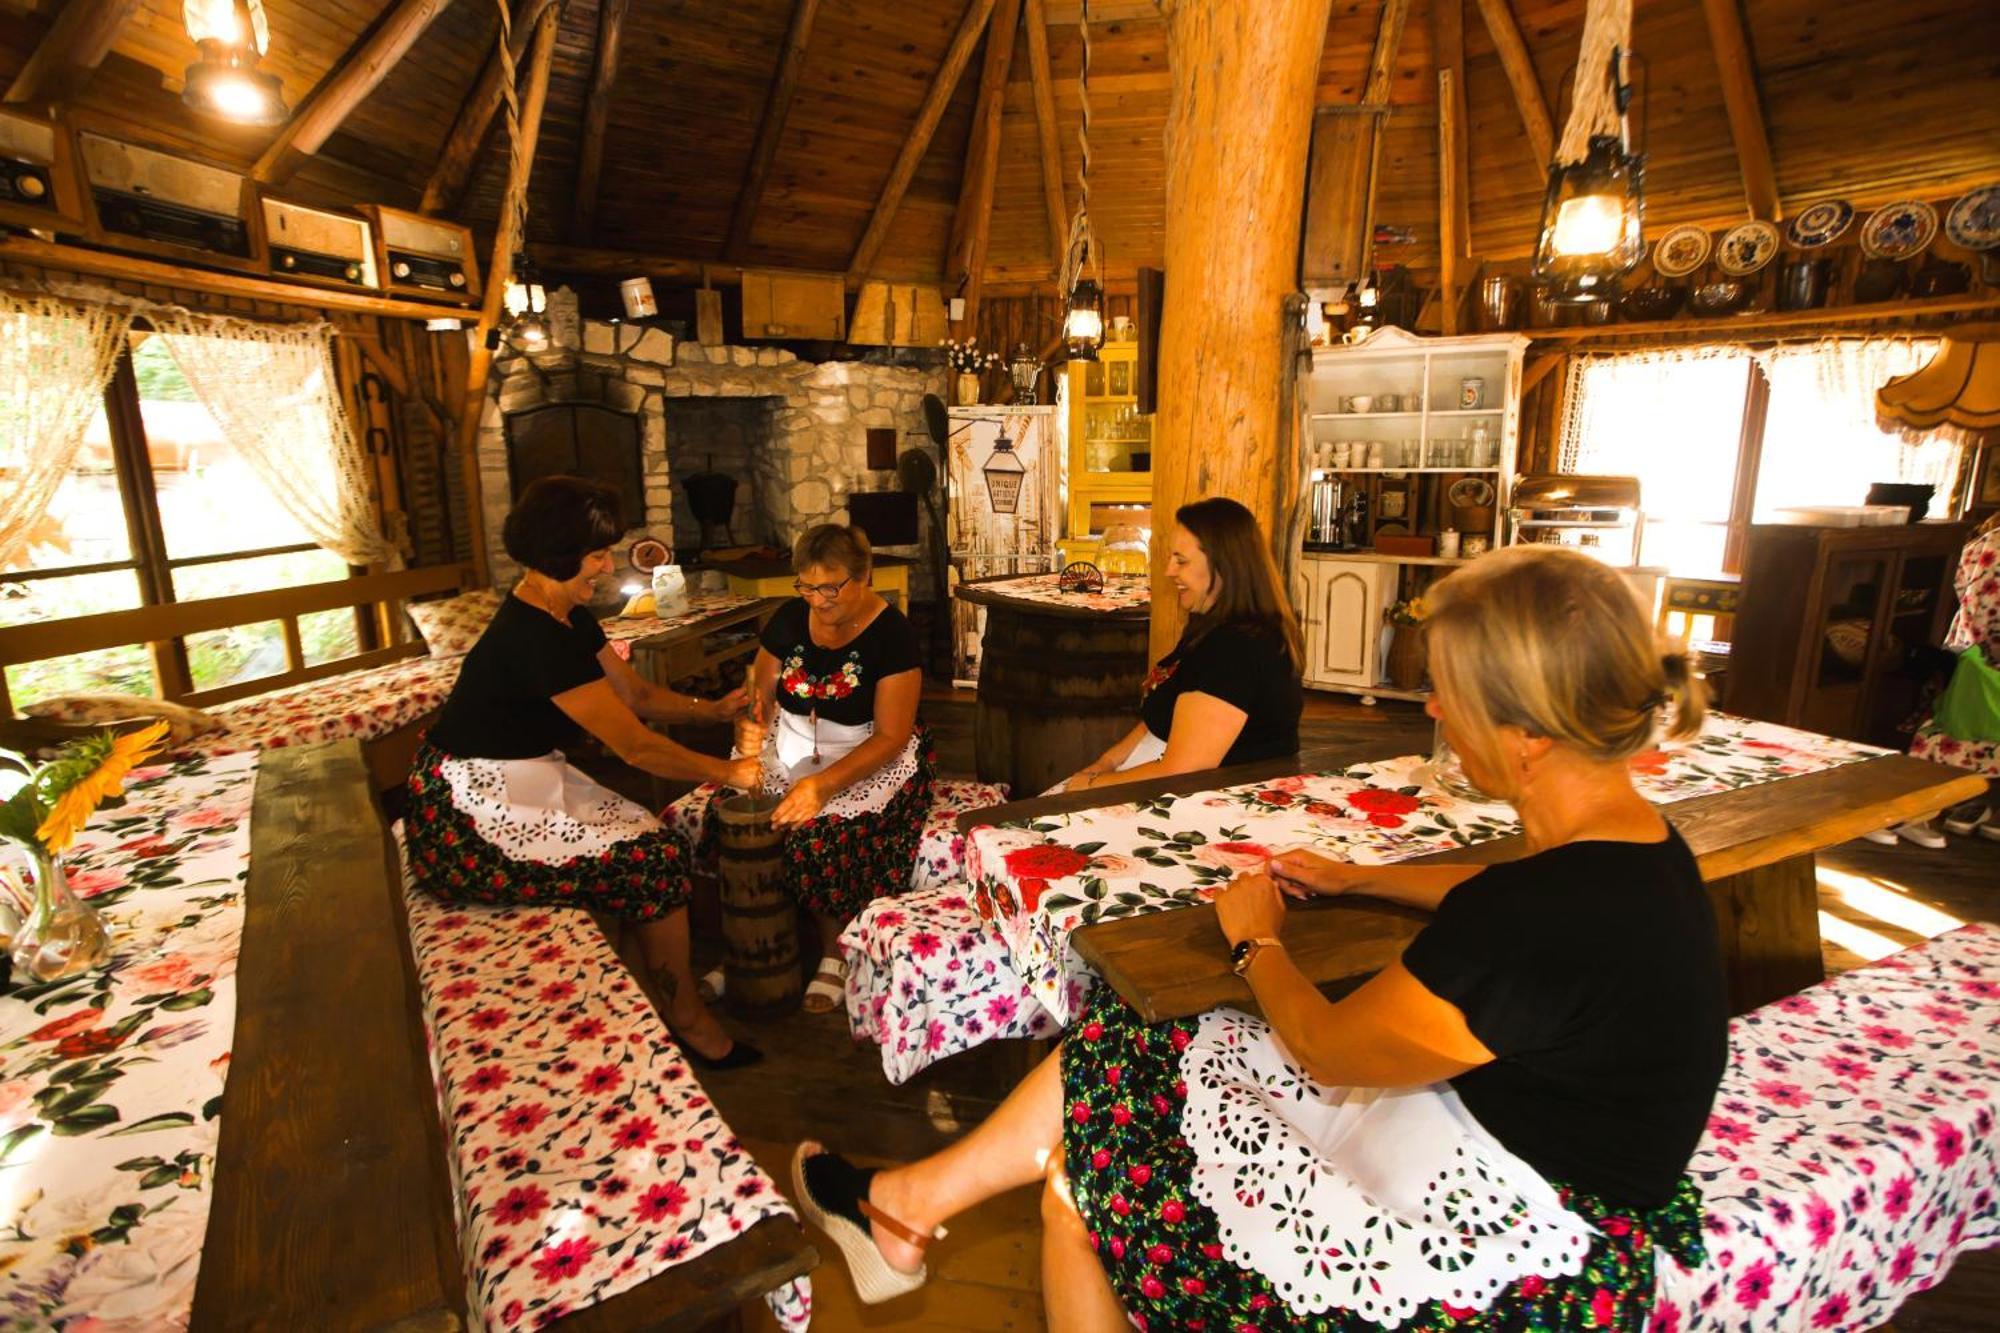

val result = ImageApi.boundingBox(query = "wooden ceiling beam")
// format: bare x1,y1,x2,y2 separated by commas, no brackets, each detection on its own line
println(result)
1434,0,1469,334
3,0,141,108
846,0,997,285
1300,0,1410,284
945,0,1025,331
1361,0,1411,104
1471,0,1554,173
1023,0,1067,265
1700,0,1781,222
723,0,819,261
420,0,559,215
569,0,633,243
253,0,457,186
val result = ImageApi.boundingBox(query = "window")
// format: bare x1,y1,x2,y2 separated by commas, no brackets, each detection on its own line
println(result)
3,329,364,708
1560,339,1961,580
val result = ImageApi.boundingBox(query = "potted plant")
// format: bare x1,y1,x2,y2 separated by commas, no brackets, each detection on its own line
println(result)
940,337,1001,406
1,721,169,981
1384,596,1430,690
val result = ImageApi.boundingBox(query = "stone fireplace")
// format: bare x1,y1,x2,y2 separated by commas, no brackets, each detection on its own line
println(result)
475,289,948,594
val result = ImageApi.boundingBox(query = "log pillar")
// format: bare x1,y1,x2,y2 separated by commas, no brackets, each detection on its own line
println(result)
1150,0,1334,660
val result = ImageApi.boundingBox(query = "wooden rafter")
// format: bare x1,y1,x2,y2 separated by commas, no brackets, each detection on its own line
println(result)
569,0,632,242
452,2,563,583
1471,0,1554,171
420,0,559,215
1700,0,1780,222
1300,0,1410,283
3,0,140,107
253,0,456,185
945,0,1025,329
1361,0,1411,103
846,0,997,284
1434,0,1469,334
1023,0,1067,264
723,0,819,260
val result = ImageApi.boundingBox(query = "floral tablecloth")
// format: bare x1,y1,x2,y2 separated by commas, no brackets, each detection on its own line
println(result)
1654,922,2000,1332
0,749,258,1329
399,851,811,1332
968,572,1150,614
969,713,1891,1023
601,595,765,663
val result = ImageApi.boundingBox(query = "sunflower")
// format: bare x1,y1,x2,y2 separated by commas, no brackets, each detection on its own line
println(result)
34,720,170,854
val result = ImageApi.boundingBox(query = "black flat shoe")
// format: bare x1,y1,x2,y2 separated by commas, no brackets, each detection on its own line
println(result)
668,1028,764,1070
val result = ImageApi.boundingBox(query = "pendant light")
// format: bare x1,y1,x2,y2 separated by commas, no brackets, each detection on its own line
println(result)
1534,0,1645,303
1876,329,2000,446
182,0,287,125
981,423,1027,514
1060,0,1104,361
503,256,550,353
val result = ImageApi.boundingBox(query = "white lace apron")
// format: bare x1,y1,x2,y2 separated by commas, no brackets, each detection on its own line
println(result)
755,708,922,818
1181,1008,1595,1327
1040,729,1167,796
439,750,663,864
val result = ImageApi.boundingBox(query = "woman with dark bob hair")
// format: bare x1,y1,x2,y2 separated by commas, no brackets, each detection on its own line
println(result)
404,475,761,1067
672,522,931,1014
795,546,1723,1329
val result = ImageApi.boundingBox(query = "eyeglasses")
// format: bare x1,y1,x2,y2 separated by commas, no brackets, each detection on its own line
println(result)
793,576,854,600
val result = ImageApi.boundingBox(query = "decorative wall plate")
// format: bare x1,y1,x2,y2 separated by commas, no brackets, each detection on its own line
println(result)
1945,186,2000,251
1786,200,1854,249
1652,224,1711,278
1859,200,1939,259
1716,221,1781,275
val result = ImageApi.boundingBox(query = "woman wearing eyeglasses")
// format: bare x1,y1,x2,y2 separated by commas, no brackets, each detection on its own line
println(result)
716,523,932,1014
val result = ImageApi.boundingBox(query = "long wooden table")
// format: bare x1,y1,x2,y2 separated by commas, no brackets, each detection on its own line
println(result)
194,742,814,1330
959,746,1987,1025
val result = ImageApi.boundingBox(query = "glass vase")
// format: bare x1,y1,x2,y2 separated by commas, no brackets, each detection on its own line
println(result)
10,848,112,983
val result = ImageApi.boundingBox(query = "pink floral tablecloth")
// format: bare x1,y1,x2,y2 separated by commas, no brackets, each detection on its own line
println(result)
0,749,258,1328
399,850,810,1332
1654,923,2000,1332
969,713,1891,1023
969,572,1150,614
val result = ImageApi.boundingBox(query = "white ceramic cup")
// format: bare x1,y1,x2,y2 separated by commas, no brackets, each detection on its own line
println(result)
1437,530,1462,558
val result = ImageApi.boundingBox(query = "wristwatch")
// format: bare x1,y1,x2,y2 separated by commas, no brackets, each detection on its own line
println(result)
1229,936,1284,976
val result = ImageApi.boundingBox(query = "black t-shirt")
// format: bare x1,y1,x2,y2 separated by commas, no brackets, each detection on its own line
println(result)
1401,829,1727,1208
1137,620,1302,765
760,597,922,726
427,595,609,760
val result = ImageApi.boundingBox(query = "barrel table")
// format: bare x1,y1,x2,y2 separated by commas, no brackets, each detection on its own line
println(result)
953,572,1152,798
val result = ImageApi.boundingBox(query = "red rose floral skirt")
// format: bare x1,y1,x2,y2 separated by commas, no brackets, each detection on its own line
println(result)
1060,986,1706,1331
404,741,695,920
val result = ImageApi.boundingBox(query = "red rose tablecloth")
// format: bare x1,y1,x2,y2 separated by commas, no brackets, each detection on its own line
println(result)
968,713,1890,1023
399,850,810,1332
969,572,1150,613
1653,923,2000,1332
0,749,258,1328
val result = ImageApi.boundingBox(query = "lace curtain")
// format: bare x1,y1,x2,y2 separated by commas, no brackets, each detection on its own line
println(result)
1558,344,1752,475
149,310,400,568
0,291,133,569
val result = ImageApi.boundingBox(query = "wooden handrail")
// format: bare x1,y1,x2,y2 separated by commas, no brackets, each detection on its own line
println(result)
0,563,472,666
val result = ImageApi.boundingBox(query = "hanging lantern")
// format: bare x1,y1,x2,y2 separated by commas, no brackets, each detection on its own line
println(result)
981,428,1027,514
1008,343,1042,404
1060,0,1105,364
182,0,287,125
1065,271,1104,362
502,261,550,353
1534,42,1645,303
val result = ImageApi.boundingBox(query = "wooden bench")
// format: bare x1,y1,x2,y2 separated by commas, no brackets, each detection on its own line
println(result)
191,742,815,1331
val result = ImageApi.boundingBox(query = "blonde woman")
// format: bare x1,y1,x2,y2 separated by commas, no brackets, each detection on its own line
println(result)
793,545,1725,1332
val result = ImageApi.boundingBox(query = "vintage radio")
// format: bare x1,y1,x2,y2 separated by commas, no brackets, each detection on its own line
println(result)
79,132,260,270
0,107,86,234
359,205,479,305
259,196,379,290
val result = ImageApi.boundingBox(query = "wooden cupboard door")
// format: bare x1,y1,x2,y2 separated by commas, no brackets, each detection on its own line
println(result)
1296,561,1326,685
1312,564,1390,688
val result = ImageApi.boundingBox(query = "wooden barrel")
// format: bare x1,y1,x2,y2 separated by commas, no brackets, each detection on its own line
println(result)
714,793,801,1015
972,602,1151,797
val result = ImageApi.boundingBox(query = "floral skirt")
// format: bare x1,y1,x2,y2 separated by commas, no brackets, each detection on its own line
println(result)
694,730,938,920
1060,987,1706,1332
404,741,694,921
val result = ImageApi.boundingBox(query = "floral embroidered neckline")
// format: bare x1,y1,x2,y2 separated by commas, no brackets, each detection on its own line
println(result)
780,648,863,702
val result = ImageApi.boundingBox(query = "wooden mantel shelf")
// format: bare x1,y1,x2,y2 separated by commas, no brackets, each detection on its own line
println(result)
1528,293,2000,344
0,234,475,323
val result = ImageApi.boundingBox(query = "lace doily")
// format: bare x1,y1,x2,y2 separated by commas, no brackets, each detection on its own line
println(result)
756,714,921,817
1181,1009,1594,1327
440,752,662,863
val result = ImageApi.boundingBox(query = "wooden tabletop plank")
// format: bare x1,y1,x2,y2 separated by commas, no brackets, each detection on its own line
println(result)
976,751,1984,1024
192,741,462,1329
551,1216,817,1332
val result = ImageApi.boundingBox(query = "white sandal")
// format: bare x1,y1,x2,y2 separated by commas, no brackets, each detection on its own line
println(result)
791,1142,942,1304
801,957,846,1015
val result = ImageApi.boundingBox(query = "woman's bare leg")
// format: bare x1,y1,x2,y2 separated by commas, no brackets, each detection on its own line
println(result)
858,1047,1067,1274
1042,1166,1129,1332
636,908,731,1059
